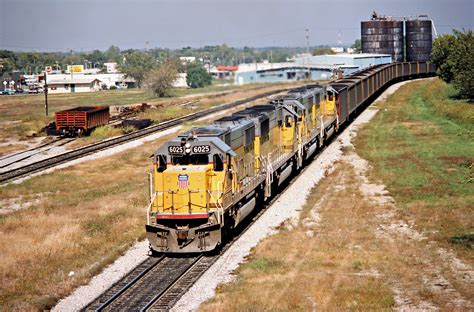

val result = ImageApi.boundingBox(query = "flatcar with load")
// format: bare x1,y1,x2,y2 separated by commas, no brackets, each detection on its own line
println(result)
55,106,110,136
145,61,435,254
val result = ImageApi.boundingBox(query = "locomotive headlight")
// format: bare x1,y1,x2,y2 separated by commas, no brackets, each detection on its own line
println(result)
185,147,191,154
185,142,191,148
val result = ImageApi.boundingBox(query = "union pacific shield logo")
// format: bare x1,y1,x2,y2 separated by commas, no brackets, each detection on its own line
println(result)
177,174,189,189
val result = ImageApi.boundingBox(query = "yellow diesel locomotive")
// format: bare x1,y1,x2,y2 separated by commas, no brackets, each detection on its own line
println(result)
145,61,435,253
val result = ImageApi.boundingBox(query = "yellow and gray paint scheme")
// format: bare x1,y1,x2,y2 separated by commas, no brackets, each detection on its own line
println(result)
146,85,333,253
146,61,436,253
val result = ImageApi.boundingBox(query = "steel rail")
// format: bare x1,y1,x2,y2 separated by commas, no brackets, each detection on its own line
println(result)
139,255,204,312
94,255,166,312
0,138,75,169
0,137,66,161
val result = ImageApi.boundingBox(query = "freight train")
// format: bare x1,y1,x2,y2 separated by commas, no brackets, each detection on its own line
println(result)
146,61,436,253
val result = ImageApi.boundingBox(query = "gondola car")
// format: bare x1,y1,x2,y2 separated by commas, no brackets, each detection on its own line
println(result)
55,106,110,136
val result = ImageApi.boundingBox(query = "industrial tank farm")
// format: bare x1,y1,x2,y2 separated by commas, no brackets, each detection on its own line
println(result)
145,61,436,254
361,14,434,63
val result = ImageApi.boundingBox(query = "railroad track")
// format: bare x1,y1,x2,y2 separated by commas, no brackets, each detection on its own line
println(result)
0,87,296,184
0,137,75,170
88,256,201,311
0,138,63,162
82,154,311,311
82,255,204,311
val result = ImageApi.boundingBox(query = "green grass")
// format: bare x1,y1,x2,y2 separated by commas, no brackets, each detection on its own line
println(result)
354,78,474,252
89,125,123,139
245,256,284,272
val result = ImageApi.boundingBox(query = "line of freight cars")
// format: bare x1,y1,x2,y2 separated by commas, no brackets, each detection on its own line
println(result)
145,61,436,254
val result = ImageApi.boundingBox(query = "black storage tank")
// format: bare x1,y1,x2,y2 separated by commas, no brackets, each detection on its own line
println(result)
406,19,433,62
361,20,404,62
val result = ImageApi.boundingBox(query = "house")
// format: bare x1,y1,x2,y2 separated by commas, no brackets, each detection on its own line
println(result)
47,77,102,93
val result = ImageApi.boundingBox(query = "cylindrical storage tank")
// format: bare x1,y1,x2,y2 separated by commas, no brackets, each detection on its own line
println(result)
361,20,404,62
406,20,432,62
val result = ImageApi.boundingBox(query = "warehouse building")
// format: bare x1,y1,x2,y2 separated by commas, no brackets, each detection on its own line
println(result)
294,53,392,70
234,63,339,85
47,77,102,93
234,52,390,85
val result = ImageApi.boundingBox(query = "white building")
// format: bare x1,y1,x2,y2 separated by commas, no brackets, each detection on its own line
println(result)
45,73,133,90
104,62,118,73
47,78,102,94
174,73,188,88
179,57,196,64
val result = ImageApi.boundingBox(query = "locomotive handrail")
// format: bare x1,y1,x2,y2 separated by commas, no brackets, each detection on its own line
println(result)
208,190,224,225
146,192,157,225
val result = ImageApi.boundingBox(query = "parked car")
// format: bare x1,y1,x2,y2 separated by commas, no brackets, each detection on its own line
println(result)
2,89,15,95
28,87,44,94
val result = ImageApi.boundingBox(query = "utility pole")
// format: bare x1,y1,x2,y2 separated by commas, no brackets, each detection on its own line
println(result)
44,71,48,116
270,50,273,69
305,28,310,80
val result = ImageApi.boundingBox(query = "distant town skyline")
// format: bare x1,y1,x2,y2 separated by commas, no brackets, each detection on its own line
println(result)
1,0,472,52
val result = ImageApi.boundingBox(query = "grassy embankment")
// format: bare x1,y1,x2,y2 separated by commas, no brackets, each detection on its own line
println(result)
355,78,473,253
0,135,175,310
200,78,473,311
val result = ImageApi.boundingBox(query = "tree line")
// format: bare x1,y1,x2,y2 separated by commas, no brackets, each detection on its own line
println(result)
0,44,338,96
0,44,319,76
431,29,473,99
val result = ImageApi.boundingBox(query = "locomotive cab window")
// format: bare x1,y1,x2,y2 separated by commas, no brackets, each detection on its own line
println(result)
213,154,224,171
285,116,293,127
157,155,167,172
171,154,209,166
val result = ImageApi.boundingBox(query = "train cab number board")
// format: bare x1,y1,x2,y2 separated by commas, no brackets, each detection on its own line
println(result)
192,145,211,154
168,146,184,154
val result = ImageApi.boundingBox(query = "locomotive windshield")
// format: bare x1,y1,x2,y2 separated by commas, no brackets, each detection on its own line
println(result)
171,154,209,166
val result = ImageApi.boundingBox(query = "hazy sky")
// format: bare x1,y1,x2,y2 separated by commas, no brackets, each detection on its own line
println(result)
1,0,472,52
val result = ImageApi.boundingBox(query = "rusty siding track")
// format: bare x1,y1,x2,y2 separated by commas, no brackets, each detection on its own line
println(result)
0,87,293,184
